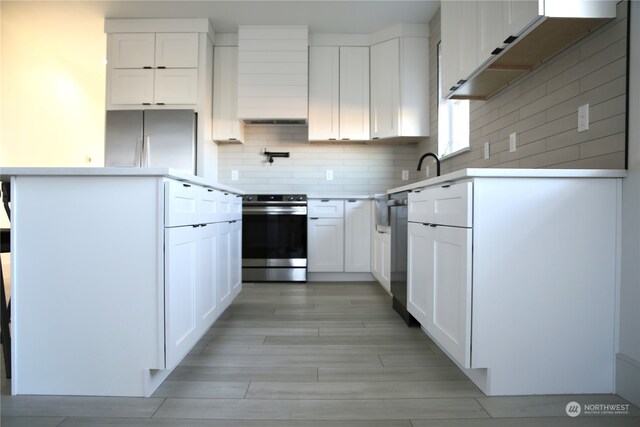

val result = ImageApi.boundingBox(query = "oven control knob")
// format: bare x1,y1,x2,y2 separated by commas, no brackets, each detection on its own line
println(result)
297,196,304,201
246,196,253,201
288,196,295,201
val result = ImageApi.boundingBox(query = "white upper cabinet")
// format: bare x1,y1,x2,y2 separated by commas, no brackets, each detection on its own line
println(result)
308,46,340,141
443,0,615,99
107,30,202,107
339,47,370,141
370,39,399,140
370,35,429,141
502,0,539,41
155,33,199,68
308,46,369,141
477,1,504,63
212,46,244,143
110,33,156,68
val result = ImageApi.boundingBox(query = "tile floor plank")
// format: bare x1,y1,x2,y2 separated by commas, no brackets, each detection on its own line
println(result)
151,380,249,398
318,366,468,382
59,419,413,427
0,396,164,418
245,380,483,399
180,354,384,368
152,397,489,420
201,343,434,356
0,417,67,427
167,366,318,382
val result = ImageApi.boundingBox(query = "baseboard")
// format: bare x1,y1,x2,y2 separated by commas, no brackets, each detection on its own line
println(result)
307,272,375,282
616,353,640,407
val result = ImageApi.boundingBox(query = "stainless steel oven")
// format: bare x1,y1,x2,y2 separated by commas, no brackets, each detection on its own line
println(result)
242,194,307,282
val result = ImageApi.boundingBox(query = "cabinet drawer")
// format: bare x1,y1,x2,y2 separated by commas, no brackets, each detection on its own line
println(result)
408,181,472,227
199,188,241,224
308,199,344,218
165,180,199,227
199,186,222,224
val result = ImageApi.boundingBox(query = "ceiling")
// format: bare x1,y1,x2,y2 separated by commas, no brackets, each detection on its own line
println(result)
73,0,440,34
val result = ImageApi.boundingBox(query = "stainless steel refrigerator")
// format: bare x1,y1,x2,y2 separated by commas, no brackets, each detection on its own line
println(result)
105,110,197,174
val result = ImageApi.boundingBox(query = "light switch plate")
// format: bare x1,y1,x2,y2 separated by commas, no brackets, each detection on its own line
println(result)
326,170,333,181
484,142,490,160
231,170,239,181
401,170,409,181
509,133,517,152
578,104,589,132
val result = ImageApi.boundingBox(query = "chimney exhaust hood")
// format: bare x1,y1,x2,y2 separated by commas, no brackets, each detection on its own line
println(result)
238,26,309,124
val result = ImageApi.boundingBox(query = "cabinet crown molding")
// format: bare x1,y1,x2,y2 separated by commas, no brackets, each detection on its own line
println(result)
105,18,214,38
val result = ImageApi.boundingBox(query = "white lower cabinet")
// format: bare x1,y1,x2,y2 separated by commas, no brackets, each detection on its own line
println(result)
164,185,243,369
407,222,472,368
308,218,345,272
10,174,242,397
372,229,391,291
165,226,196,369
308,199,372,274
405,176,621,396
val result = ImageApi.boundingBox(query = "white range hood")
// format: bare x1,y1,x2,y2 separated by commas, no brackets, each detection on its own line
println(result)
238,25,308,124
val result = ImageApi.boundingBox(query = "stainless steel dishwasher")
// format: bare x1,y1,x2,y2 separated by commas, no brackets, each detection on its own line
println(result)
388,192,418,326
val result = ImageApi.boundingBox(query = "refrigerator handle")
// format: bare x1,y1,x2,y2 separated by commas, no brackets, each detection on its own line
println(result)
135,136,144,167
142,136,151,167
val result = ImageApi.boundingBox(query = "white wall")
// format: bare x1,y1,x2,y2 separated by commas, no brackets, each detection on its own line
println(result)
617,0,640,408
0,1,107,171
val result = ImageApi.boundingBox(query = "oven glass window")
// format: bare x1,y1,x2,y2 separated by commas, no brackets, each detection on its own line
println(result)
242,214,307,260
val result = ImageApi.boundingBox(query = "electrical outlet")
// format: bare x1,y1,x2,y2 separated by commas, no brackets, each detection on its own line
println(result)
578,103,589,132
326,170,333,181
231,170,239,181
509,133,517,152
484,142,490,160
426,165,430,176
401,170,409,181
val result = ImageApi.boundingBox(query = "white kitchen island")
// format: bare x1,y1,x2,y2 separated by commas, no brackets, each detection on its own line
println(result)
0,167,243,397
389,168,627,396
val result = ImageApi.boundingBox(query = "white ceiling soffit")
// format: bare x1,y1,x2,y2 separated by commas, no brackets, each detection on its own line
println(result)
97,0,440,33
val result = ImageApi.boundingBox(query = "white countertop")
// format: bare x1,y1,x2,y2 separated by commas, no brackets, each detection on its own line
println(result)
0,167,244,194
388,168,628,194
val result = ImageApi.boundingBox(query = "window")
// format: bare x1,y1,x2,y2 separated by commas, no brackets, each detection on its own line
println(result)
437,42,469,158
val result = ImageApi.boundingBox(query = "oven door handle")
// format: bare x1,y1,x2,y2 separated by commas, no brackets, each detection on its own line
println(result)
243,206,308,215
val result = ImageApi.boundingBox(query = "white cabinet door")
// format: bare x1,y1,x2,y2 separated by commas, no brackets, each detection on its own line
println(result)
308,46,340,141
344,200,371,272
370,39,400,139
407,222,472,369
308,218,345,272
154,68,198,105
195,223,218,334
502,0,540,40
230,220,242,297
110,33,155,68
441,1,462,96
155,33,199,68
165,226,198,369
407,222,432,327
213,46,244,142
339,46,370,141
216,221,232,312
458,1,479,81
477,1,504,65
110,69,154,105
373,230,391,291
381,231,391,286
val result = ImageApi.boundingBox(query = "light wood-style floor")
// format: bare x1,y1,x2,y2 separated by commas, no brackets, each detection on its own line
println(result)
1,281,639,426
